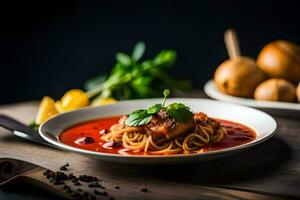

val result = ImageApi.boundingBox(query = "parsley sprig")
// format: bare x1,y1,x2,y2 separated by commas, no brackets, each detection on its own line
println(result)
84,42,191,101
125,89,193,126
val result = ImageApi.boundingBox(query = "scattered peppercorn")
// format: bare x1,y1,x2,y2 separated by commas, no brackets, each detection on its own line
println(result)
68,173,76,180
88,181,100,188
79,175,98,182
73,181,81,186
47,171,69,185
42,164,117,200
60,166,67,171
71,177,79,182
60,162,70,171
43,169,55,179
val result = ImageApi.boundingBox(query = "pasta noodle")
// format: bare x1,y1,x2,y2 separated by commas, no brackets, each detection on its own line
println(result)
101,114,226,154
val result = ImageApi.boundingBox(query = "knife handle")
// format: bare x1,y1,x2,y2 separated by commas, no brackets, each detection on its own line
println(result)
0,114,37,135
0,158,104,200
0,158,73,199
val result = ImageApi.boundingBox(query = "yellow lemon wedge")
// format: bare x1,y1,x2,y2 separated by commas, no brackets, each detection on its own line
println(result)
35,96,58,125
91,97,117,106
56,89,89,112
54,101,65,113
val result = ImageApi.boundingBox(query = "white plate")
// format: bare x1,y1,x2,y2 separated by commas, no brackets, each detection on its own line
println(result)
204,80,300,116
39,98,276,165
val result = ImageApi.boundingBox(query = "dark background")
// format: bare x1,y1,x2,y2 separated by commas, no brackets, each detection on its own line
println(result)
1,0,300,104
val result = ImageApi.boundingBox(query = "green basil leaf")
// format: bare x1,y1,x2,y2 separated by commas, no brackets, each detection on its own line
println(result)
131,42,145,62
163,89,170,97
166,103,193,123
83,74,107,91
140,60,154,71
125,110,152,126
136,115,152,126
147,103,163,114
153,50,177,67
116,53,132,66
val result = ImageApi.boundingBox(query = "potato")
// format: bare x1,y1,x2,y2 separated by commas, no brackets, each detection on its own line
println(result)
297,83,300,103
254,78,296,102
214,56,266,98
257,40,300,82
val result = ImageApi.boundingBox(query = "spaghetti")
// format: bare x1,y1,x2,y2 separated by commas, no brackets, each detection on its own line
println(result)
101,112,226,154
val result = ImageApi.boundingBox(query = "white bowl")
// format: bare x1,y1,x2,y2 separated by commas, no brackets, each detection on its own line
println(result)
39,98,276,165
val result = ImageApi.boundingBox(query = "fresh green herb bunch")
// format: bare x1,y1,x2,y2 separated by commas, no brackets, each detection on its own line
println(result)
84,42,190,100
125,89,193,126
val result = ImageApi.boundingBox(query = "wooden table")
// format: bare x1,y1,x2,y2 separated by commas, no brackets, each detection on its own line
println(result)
0,96,300,200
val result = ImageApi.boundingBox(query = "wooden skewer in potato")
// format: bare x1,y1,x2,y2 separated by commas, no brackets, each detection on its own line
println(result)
214,29,266,98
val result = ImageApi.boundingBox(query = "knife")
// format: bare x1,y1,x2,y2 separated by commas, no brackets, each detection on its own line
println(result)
0,114,55,147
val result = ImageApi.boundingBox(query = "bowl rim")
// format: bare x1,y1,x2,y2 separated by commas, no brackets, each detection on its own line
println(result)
39,98,277,160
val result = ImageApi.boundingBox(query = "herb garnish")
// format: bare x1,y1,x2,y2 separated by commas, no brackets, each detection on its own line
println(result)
124,110,152,127
166,103,193,123
125,89,193,126
84,42,190,101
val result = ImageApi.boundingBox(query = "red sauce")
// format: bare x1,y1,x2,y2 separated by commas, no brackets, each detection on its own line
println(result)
59,116,256,155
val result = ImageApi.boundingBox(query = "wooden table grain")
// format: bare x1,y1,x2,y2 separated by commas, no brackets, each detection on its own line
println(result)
0,96,299,200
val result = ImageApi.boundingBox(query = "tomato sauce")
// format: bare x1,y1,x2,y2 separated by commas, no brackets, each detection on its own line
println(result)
59,116,256,155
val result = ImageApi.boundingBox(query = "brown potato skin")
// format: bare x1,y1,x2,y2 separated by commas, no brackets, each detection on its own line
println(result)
257,40,300,82
297,83,300,103
214,56,266,98
254,78,296,102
